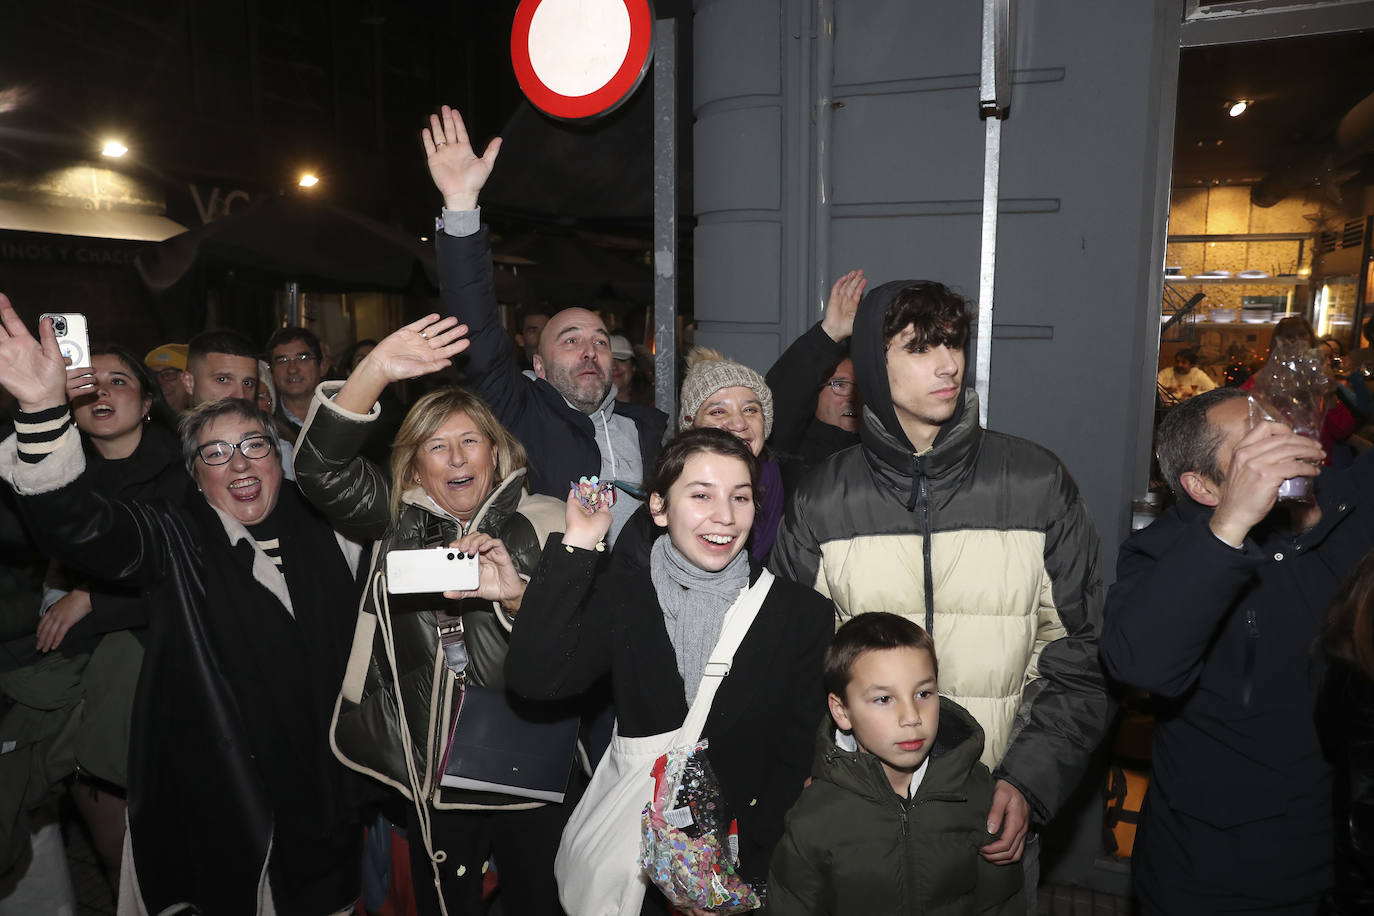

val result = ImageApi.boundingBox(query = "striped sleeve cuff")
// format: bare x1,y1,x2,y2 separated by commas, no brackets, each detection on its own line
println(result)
14,405,73,463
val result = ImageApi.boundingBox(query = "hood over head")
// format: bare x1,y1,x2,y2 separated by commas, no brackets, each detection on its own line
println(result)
852,279,974,454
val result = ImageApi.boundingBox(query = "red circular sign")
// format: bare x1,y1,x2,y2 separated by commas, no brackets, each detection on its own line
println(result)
511,0,655,121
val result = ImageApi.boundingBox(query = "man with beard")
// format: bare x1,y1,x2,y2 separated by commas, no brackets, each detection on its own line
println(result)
1157,348,1215,403
423,105,665,544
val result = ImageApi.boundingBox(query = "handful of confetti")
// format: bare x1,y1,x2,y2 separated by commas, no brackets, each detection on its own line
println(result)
639,742,760,913
570,475,616,513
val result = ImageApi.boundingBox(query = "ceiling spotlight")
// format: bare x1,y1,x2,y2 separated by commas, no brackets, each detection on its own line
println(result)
101,139,128,158
298,173,319,188
1227,99,1250,118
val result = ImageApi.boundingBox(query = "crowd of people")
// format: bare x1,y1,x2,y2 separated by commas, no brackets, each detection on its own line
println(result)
0,103,1370,916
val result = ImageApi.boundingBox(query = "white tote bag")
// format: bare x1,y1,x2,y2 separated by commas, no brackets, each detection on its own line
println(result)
554,570,774,916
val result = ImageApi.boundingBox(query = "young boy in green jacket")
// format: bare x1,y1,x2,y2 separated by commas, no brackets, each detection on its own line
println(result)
766,613,1022,914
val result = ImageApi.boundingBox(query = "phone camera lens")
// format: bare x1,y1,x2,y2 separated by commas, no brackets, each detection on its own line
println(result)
52,317,66,334
446,552,455,560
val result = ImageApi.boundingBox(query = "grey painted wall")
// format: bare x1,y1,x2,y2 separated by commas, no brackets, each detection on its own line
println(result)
693,0,1184,572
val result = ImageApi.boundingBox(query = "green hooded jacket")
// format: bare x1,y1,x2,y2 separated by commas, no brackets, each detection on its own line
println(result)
766,697,1022,915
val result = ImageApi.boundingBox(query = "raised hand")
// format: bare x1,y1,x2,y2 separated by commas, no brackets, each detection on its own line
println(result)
821,269,867,342
0,294,69,411
563,488,614,551
443,533,527,613
423,105,502,212
332,314,470,414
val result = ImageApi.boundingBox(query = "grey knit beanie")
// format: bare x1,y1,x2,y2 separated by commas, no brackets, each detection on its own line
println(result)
677,347,774,438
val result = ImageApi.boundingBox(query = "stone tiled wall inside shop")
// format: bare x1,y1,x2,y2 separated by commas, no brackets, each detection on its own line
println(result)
1160,188,1322,379
1165,187,1317,305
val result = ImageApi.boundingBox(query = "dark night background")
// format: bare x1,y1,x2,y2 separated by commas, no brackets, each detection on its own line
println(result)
0,0,693,348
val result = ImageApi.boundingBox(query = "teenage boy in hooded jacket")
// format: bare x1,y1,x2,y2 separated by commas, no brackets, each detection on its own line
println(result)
770,280,1111,902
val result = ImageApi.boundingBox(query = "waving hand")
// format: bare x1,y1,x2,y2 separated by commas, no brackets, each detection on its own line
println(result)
331,314,470,415
0,295,69,411
423,105,502,212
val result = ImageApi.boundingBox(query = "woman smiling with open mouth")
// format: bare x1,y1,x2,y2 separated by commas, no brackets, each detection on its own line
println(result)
0,297,367,916
501,427,834,914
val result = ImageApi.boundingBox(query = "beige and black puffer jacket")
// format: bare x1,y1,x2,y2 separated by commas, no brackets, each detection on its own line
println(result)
770,279,1113,823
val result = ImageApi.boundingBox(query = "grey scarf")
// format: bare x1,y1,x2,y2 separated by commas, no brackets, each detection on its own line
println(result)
650,535,752,705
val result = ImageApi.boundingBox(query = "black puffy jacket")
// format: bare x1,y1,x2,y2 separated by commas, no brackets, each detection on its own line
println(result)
293,382,566,809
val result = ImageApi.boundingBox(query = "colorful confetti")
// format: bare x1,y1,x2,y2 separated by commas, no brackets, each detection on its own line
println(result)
571,475,616,513
639,742,760,913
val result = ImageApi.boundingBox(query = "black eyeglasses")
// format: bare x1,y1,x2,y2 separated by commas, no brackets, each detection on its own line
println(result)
825,379,855,394
196,434,275,466
270,353,318,367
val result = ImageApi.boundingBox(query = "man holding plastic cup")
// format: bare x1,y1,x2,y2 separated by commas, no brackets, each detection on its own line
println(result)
1101,386,1374,914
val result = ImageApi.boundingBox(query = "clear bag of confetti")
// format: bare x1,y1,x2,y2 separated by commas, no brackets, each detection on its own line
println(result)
639,741,761,913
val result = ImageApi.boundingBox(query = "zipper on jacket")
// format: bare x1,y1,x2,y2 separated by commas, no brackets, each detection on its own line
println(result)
911,454,936,635
897,804,916,915
1241,608,1259,708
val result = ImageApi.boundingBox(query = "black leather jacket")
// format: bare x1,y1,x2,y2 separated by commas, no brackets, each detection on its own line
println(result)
294,383,565,809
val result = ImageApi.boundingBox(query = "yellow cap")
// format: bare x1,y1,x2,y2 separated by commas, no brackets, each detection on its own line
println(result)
144,343,188,371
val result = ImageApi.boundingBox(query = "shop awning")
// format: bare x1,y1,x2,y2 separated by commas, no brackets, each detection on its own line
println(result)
0,198,186,242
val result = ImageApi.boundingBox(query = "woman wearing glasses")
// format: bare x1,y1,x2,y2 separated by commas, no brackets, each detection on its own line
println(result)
0,296,368,916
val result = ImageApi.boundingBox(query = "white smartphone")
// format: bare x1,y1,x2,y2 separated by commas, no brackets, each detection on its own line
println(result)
387,547,481,594
40,313,91,369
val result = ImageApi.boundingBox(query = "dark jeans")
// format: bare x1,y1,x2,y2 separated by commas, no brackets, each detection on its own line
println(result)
407,783,582,916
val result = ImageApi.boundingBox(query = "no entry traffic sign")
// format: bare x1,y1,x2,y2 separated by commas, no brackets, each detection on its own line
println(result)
511,0,655,121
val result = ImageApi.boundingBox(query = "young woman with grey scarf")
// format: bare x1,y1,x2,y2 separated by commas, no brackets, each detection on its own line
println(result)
499,427,834,914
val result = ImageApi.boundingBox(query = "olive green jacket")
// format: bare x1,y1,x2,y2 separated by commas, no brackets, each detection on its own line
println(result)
766,698,1022,915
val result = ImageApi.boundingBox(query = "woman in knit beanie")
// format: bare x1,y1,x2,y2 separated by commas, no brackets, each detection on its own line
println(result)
678,347,784,561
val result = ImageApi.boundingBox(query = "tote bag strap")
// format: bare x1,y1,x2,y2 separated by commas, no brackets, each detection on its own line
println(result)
673,569,774,746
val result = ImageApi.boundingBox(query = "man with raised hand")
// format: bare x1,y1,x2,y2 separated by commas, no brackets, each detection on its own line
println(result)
422,105,665,545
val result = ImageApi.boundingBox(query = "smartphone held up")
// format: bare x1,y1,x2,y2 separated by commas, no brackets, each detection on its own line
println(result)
386,546,481,595
40,312,90,369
